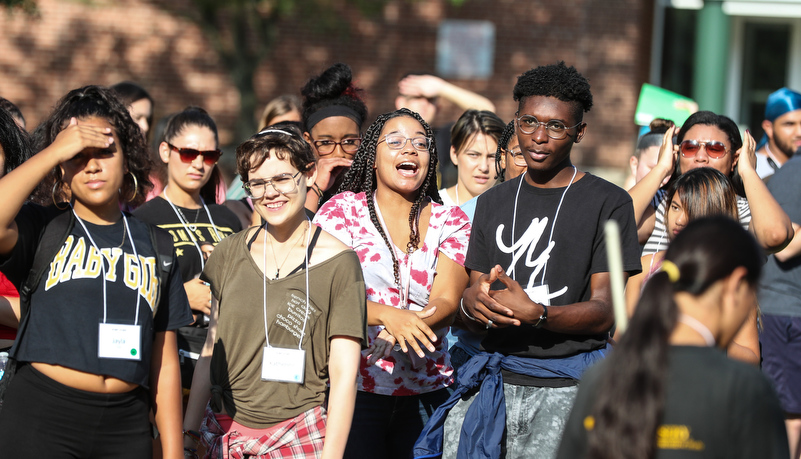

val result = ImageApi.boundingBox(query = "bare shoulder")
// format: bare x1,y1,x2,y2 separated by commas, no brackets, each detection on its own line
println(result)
309,227,354,265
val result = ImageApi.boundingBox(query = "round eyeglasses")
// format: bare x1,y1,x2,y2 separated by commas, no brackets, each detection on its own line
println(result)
507,146,526,167
243,171,301,199
378,135,431,151
515,115,582,140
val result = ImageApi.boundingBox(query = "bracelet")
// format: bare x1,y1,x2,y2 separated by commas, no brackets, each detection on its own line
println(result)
184,447,198,459
460,298,479,322
534,304,548,329
311,182,324,199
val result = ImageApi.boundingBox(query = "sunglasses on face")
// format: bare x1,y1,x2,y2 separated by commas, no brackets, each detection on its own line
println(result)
679,140,729,159
166,143,223,165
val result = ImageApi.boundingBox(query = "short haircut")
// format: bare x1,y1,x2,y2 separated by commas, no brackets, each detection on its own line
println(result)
513,61,593,122
236,122,315,183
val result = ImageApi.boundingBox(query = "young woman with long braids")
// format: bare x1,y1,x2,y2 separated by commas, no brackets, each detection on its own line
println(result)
0,85,192,458
182,125,365,458
557,217,788,459
314,108,470,458
301,63,368,213
134,107,241,392
437,110,504,206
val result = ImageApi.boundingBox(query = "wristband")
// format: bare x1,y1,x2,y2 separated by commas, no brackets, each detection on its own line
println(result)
534,304,548,329
460,298,479,322
311,183,324,199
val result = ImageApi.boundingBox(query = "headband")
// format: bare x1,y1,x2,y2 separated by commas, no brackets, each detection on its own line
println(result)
305,105,363,132
257,129,293,137
661,260,680,283
758,87,801,150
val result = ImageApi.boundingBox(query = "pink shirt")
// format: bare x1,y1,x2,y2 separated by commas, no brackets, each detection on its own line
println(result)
313,191,471,395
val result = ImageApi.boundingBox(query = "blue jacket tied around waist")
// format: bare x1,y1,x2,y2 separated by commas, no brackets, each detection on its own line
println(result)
413,345,609,459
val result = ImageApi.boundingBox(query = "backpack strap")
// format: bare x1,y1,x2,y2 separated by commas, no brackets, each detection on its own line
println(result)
10,208,74,359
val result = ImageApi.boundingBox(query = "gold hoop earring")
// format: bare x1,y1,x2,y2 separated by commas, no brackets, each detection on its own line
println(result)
127,172,138,202
52,181,69,210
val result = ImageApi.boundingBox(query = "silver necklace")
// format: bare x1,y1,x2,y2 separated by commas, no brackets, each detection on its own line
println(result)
174,205,200,232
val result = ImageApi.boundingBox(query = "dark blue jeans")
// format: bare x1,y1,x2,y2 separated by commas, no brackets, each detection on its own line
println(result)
344,388,451,459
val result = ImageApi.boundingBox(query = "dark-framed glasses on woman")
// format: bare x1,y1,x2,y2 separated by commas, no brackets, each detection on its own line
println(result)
313,138,362,156
243,171,302,198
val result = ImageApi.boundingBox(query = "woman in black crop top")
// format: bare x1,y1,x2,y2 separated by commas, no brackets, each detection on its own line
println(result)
0,86,192,459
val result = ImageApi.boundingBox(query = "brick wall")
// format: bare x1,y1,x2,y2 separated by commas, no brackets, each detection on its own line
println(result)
0,0,650,172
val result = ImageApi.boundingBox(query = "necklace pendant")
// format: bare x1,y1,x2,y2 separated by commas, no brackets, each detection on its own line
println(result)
188,224,197,232
274,269,280,279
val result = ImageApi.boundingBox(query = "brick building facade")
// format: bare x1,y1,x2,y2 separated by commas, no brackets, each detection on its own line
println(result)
0,0,651,178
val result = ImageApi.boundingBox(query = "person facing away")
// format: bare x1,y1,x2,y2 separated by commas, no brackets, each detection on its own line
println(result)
557,216,788,459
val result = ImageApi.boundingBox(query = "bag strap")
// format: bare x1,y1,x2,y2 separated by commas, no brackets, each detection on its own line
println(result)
11,209,74,358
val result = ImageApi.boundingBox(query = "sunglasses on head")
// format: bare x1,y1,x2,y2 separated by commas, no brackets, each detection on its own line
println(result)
166,143,222,165
679,140,729,159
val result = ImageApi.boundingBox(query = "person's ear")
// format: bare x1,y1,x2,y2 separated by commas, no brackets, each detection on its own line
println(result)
304,162,318,189
720,266,750,317
450,146,459,167
629,156,639,177
574,123,587,144
762,119,774,142
158,141,171,164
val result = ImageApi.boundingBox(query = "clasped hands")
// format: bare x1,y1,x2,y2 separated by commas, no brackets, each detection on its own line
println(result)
462,265,546,330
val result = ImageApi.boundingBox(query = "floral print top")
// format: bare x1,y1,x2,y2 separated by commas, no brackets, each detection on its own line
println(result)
313,191,471,395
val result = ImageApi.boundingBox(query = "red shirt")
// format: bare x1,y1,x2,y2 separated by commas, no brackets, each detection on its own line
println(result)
0,273,18,340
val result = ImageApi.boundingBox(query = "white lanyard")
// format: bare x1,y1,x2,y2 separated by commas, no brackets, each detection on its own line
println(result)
163,186,223,270
71,207,142,325
510,166,577,284
262,220,311,350
373,194,417,309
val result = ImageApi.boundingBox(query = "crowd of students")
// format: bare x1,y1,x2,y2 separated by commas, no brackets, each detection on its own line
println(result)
0,60,795,459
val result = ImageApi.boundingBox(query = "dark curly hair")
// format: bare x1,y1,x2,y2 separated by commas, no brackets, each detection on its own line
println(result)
236,122,316,183
337,108,441,284
31,85,152,207
494,120,516,182
513,61,593,123
301,63,368,133
0,97,26,129
0,106,32,176
161,106,221,204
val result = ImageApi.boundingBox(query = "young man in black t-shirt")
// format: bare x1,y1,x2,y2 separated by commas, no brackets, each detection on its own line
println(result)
444,62,641,458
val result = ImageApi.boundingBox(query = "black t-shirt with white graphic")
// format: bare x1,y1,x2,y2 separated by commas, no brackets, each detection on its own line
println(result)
2,204,192,388
134,196,242,282
467,173,641,382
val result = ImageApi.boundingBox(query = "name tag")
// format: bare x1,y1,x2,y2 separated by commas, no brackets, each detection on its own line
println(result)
261,347,305,384
98,323,142,360
524,284,551,307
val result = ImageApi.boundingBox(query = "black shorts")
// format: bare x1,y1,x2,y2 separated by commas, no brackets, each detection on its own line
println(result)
760,314,801,414
0,364,152,458
177,325,208,390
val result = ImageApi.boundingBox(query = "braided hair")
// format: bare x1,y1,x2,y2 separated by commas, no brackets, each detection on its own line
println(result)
494,120,516,182
338,108,441,285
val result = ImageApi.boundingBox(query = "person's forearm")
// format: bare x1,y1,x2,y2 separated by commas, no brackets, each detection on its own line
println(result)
543,299,614,335
741,168,793,252
627,164,671,226
438,82,496,112
775,223,801,262
151,331,184,459
321,338,360,459
421,297,457,331
0,295,20,328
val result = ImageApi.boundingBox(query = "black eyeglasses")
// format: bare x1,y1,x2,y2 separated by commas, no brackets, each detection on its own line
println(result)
312,138,362,156
166,143,222,165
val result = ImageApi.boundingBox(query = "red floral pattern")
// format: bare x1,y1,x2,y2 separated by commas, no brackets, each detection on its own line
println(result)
314,191,471,395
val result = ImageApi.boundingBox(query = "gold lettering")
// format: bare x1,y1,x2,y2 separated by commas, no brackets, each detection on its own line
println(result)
45,236,74,290
60,237,86,282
